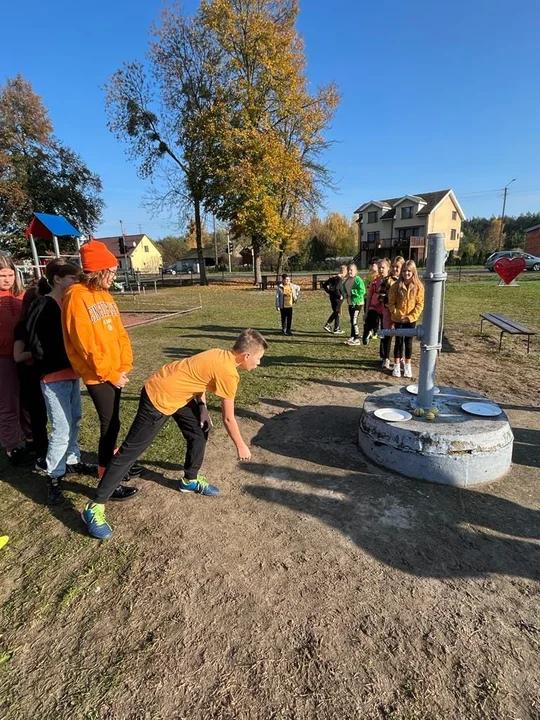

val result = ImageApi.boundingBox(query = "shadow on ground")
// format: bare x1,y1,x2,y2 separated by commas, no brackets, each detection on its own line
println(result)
242,403,540,581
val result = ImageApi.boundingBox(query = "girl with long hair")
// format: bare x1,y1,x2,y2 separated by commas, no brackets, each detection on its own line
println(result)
61,240,140,500
0,253,32,463
26,260,96,504
388,260,425,378
342,264,366,346
13,285,49,467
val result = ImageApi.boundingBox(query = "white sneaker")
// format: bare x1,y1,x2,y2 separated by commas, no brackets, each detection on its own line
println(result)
392,363,401,377
333,328,344,335
382,359,391,369
403,363,413,378
346,338,361,346
323,324,333,333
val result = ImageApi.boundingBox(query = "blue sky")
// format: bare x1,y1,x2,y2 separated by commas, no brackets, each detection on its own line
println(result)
2,0,539,238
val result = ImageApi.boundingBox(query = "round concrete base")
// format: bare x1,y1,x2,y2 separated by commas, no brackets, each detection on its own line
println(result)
358,386,513,487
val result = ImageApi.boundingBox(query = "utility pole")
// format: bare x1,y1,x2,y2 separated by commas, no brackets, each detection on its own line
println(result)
499,179,515,250
119,220,129,273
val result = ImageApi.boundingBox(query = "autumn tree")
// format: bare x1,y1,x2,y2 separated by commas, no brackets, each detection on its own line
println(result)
0,74,104,256
200,0,339,283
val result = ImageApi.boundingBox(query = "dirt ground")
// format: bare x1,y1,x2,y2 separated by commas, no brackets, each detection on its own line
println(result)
1,326,539,720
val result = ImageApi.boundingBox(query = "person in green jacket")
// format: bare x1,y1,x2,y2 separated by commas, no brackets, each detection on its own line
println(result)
341,264,366,346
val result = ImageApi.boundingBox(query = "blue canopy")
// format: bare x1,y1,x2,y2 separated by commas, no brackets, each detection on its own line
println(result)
25,213,82,239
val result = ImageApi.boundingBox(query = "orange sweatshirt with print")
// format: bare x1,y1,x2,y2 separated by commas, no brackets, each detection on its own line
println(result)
62,283,133,385
388,280,425,323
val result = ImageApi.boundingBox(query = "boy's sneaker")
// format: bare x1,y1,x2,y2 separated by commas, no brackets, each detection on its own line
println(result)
46,477,64,505
403,363,413,378
392,363,401,378
35,456,47,472
323,324,333,333
81,503,113,540
382,359,391,370
178,476,219,497
66,461,98,476
333,328,344,335
345,338,361,346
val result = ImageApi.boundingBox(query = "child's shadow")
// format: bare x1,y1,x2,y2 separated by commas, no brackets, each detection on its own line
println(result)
2,467,92,536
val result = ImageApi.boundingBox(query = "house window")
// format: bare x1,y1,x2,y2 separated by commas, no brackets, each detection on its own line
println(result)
401,206,414,219
451,229,457,241
367,211,378,224
452,211,457,221
367,231,380,244
144,245,149,252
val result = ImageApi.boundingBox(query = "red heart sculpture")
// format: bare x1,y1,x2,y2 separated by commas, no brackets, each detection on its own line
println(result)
494,257,526,284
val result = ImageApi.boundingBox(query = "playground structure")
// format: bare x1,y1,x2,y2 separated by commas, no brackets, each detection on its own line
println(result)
358,233,514,487
25,212,83,277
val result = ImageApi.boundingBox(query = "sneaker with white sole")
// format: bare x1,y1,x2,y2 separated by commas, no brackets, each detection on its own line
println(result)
323,324,333,333
333,328,344,335
403,363,413,378
392,363,401,377
345,338,361,346
382,359,391,370
178,475,219,496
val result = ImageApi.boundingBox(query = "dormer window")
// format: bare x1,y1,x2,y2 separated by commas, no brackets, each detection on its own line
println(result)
367,211,378,223
401,206,414,219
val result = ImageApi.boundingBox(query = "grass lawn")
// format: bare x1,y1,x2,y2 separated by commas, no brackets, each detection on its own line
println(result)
1,275,539,719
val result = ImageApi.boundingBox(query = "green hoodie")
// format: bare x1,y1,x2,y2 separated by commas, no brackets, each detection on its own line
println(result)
342,275,366,306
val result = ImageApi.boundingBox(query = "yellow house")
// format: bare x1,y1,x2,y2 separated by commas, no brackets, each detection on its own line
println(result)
95,234,163,274
354,189,465,267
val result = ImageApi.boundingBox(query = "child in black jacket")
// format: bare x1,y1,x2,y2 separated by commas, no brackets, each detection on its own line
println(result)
322,265,347,334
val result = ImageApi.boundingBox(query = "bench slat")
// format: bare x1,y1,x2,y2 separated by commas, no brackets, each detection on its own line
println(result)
480,313,536,335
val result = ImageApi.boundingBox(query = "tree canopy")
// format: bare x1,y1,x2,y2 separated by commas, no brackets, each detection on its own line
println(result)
0,75,104,256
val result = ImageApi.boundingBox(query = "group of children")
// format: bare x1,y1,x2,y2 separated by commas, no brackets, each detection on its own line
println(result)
0,241,267,540
322,256,425,378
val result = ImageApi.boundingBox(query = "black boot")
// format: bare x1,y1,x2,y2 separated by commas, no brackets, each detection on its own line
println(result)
46,477,65,505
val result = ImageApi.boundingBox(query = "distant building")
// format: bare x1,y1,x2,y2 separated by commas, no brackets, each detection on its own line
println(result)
354,189,465,267
524,225,540,256
95,234,163,274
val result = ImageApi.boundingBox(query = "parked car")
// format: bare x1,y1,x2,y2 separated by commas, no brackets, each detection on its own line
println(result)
162,264,178,275
485,250,540,272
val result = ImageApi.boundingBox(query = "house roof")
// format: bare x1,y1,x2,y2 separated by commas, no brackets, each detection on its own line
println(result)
525,224,540,233
355,190,465,221
95,234,146,258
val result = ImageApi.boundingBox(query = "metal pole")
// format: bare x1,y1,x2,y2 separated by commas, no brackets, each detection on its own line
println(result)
120,220,128,272
29,233,41,278
227,230,232,273
499,179,515,250
416,233,447,410
52,234,60,258
213,215,218,266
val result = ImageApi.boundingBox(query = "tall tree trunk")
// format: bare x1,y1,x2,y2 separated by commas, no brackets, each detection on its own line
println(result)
252,235,262,285
194,197,208,286
276,247,284,280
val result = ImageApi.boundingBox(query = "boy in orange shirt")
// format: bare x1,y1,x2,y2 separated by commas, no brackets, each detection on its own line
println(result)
82,329,268,539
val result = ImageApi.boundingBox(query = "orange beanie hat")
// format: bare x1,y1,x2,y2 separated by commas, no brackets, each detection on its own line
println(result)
80,240,118,272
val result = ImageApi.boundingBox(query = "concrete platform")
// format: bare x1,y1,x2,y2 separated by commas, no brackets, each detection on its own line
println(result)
358,386,513,487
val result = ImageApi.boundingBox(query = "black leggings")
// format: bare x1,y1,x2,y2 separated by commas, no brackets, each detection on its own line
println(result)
348,304,363,339
18,364,48,457
95,388,208,504
280,307,293,333
393,321,416,361
326,297,343,330
86,382,122,469
362,309,383,344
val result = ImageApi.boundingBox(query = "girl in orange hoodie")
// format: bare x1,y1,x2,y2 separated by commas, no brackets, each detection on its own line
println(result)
62,240,139,500
0,253,32,463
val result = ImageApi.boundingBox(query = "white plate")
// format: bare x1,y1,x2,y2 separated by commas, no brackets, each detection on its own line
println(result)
406,384,440,395
461,402,502,417
374,408,412,422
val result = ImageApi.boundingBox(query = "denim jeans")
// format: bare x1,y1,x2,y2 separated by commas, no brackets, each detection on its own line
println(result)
41,380,82,478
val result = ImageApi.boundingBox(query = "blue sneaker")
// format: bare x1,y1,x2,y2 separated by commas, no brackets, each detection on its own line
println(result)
81,503,113,539
178,476,219,497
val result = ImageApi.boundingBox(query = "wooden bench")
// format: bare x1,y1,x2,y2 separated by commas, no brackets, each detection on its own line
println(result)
480,313,536,354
